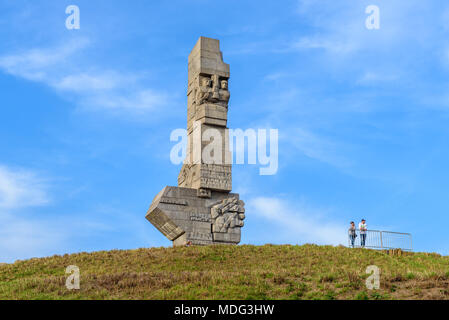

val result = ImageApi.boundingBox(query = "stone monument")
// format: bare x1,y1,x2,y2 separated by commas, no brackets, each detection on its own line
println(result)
145,37,245,246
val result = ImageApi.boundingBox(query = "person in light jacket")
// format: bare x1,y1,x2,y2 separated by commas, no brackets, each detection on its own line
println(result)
348,221,357,248
359,219,367,248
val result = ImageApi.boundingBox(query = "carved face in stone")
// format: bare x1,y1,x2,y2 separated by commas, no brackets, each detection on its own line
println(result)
202,77,212,87
221,80,228,90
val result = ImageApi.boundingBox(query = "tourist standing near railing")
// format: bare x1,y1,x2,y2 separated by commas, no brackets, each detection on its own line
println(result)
359,219,367,248
348,221,357,248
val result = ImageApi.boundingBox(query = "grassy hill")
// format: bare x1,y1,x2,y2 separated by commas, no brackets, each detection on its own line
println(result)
1,244,449,300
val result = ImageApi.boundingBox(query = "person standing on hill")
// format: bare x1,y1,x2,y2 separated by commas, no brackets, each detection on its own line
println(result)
359,219,367,248
348,221,357,248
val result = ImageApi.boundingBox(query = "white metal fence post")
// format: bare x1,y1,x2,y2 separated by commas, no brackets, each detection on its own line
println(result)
380,231,383,250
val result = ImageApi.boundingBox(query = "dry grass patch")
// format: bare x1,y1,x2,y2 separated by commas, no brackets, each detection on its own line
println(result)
1,245,448,300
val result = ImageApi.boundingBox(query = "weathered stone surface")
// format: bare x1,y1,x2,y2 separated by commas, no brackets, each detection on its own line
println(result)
146,37,245,246
183,37,233,193
146,186,243,245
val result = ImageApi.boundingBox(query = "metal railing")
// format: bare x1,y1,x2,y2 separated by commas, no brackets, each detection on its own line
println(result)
348,230,413,251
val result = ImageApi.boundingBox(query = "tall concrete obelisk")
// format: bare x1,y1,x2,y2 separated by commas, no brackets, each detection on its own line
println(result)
145,37,245,246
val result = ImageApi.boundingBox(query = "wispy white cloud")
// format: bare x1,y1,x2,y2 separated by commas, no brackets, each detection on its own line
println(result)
283,128,352,168
0,39,90,81
0,39,168,114
54,71,126,92
0,165,58,262
0,166,49,209
81,88,168,112
291,37,357,55
247,196,347,245
356,71,400,85
0,164,156,262
263,72,290,82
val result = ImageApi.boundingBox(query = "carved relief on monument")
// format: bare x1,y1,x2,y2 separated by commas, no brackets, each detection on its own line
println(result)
191,74,230,109
178,164,192,187
178,163,199,189
218,77,230,105
179,162,232,192
197,188,212,199
210,197,245,243
194,75,213,106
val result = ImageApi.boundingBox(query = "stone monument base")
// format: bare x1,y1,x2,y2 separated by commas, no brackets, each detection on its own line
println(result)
145,186,245,246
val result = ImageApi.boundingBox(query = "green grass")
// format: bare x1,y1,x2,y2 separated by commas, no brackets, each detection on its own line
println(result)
1,244,449,300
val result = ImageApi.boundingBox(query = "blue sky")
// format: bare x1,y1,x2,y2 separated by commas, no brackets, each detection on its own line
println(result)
1,0,449,262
